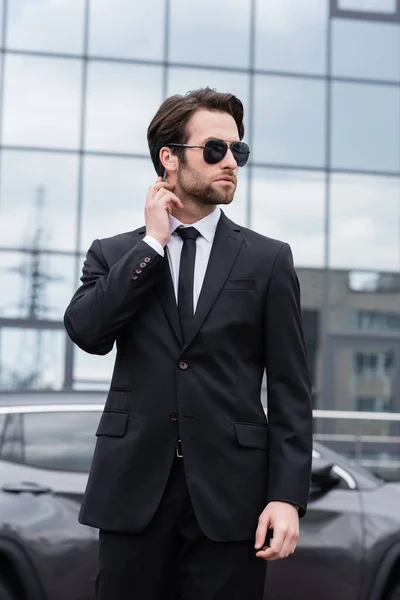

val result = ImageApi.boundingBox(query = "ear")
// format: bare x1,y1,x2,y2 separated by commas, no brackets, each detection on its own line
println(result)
159,146,177,178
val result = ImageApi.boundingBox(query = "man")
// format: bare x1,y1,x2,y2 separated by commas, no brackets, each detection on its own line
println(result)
64,87,313,600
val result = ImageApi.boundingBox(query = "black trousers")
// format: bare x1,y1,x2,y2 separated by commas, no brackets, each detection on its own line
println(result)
96,453,267,600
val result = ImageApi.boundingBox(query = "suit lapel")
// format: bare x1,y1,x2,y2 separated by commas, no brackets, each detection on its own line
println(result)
183,212,243,351
134,228,183,345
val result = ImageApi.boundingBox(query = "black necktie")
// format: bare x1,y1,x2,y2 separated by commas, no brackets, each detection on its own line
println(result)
175,226,200,342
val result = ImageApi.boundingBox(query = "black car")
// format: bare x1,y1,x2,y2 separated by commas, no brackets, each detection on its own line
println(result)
0,391,399,600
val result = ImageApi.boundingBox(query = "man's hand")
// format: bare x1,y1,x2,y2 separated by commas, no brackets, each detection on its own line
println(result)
254,501,299,561
145,176,183,247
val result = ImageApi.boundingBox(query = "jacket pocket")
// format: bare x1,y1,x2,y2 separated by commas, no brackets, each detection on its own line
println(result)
106,388,131,410
234,422,269,450
223,279,255,291
96,411,129,437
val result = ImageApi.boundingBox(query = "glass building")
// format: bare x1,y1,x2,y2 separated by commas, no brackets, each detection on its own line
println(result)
0,0,399,419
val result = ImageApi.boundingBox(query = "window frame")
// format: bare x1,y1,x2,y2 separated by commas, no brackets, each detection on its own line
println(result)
330,0,400,23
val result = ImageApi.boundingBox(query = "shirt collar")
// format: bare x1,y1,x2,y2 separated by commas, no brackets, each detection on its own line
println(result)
169,207,221,244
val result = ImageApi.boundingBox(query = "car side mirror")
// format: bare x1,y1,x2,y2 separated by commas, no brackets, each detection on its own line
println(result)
310,460,341,498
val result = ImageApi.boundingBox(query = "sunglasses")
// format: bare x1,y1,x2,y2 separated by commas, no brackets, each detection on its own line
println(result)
167,139,250,167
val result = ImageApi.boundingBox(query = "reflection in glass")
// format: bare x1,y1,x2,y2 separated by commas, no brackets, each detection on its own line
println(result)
331,82,400,172
3,55,82,148
85,62,163,153
169,0,250,68
0,151,79,252
0,328,66,390
0,251,75,321
255,0,327,74
81,156,155,251
6,0,85,53
332,20,400,82
330,174,400,271
254,75,325,167
251,168,325,267
167,68,250,135
23,412,101,471
89,0,164,60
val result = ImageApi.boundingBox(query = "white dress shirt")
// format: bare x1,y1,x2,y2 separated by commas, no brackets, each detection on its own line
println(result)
143,207,221,311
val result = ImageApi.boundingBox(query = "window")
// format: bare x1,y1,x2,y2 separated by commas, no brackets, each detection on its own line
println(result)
353,351,393,377
332,0,400,21
332,19,400,82
331,82,400,172
169,0,250,68
351,311,400,332
330,174,400,271
6,0,85,53
89,0,164,60
251,168,325,267
0,151,79,252
0,411,101,472
3,55,82,149
253,75,326,167
85,62,163,154
255,0,328,75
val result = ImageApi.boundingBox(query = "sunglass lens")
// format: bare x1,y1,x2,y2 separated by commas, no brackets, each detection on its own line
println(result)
231,142,250,167
203,140,227,164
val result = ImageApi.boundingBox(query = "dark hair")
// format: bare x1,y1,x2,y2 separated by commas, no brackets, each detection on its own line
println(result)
147,87,245,176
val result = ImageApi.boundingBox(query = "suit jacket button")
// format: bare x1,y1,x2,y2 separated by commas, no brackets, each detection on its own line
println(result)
131,274,138,280
170,412,178,421
140,262,147,268
178,361,188,370
144,257,151,263
135,267,142,274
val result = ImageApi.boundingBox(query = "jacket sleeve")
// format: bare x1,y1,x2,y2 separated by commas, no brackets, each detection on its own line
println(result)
264,242,313,517
64,238,167,355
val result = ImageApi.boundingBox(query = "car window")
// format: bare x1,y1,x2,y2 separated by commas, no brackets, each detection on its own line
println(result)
0,411,101,472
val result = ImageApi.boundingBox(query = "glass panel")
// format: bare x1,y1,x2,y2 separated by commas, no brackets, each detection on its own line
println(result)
331,82,400,172
0,328,66,390
169,0,250,68
251,169,325,267
255,0,328,75
0,251,76,321
253,75,326,167
6,0,85,53
74,346,117,391
0,151,79,252
330,174,400,271
23,412,101,471
3,55,82,148
338,0,396,12
167,68,250,135
332,343,396,434
0,414,23,462
85,62,163,154
332,20,400,81
350,310,400,333
89,0,164,60
81,156,155,251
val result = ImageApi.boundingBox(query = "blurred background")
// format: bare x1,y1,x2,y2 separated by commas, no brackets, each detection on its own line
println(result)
0,0,399,477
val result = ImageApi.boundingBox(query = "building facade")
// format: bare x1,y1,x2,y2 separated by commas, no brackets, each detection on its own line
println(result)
0,0,399,423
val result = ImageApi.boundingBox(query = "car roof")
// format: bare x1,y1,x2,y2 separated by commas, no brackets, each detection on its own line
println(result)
0,390,107,407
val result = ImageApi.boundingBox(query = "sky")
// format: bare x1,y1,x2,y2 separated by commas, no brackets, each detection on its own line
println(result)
0,0,400,387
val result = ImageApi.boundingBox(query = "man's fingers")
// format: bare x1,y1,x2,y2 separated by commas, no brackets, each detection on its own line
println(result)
254,518,269,550
255,525,299,561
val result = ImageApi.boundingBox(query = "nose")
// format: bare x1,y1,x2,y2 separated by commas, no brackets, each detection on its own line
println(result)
220,146,237,170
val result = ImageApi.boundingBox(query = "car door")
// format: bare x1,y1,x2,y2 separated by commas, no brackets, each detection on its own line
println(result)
0,406,102,600
265,453,364,600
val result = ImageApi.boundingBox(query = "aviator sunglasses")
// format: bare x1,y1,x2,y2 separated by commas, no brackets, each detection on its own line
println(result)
167,139,250,167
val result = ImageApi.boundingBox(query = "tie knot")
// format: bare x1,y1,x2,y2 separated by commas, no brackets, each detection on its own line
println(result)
176,226,200,242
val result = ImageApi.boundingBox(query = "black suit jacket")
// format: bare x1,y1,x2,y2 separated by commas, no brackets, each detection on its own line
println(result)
64,212,313,542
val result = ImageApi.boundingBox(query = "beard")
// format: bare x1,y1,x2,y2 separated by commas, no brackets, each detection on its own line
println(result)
176,163,236,206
